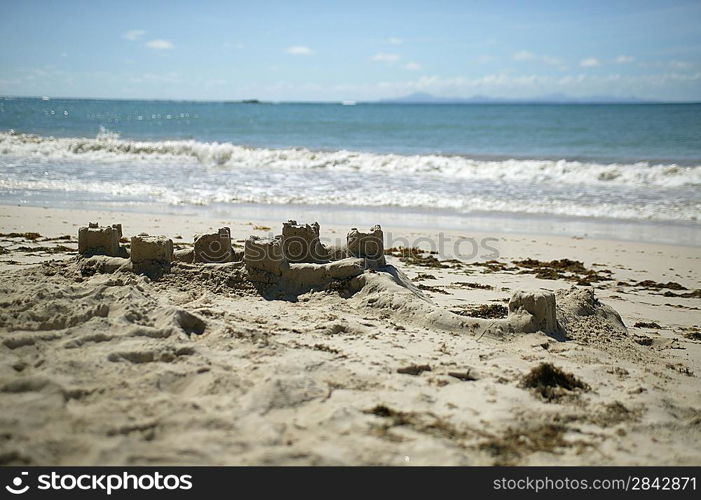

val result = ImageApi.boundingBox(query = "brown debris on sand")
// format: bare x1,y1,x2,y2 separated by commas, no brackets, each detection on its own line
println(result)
521,362,590,401
397,364,432,375
452,303,508,319
448,369,478,381
385,246,448,268
0,232,43,240
513,258,612,285
634,321,661,329
636,280,687,290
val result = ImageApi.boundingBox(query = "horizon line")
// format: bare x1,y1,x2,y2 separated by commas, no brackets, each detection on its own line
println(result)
2,94,700,105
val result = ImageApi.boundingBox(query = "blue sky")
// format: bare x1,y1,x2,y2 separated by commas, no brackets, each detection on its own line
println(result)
1,0,700,101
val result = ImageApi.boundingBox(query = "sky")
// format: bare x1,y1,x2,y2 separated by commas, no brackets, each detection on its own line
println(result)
1,0,700,101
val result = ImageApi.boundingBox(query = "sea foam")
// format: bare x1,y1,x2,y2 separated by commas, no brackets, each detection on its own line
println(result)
1,131,699,189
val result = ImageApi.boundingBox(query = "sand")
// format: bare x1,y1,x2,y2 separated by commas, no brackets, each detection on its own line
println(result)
0,205,699,465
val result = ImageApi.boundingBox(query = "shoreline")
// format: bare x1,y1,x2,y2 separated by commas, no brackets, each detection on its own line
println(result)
2,201,700,247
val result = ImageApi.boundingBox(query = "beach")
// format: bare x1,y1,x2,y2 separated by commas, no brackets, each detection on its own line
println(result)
4,0,701,482
1,204,699,465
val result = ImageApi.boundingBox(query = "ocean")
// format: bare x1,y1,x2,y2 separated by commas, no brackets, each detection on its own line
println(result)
1,97,700,244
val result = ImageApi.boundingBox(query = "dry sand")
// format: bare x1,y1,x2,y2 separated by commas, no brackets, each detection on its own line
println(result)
0,205,699,465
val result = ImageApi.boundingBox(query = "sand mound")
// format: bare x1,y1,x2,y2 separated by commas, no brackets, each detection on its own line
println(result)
63,220,630,340
556,286,627,341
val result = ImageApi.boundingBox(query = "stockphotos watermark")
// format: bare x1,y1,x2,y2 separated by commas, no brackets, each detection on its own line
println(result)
378,231,500,261
4,470,193,495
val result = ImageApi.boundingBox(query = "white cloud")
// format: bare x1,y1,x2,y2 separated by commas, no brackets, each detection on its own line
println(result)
372,52,400,62
145,39,173,50
285,46,313,55
388,37,403,45
541,55,563,66
123,30,146,41
404,62,422,71
580,58,600,67
358,71,701,100
476,55,494,63
615,55,635,64
512,50,535,61
670,60,692,69
513,51,563,66
127,72,181,84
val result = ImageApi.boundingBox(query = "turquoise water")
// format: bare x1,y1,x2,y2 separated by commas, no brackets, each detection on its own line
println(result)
2,98,700,162
0,97,700,244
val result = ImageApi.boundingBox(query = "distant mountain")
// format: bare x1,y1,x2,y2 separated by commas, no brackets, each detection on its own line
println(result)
377,92,649,104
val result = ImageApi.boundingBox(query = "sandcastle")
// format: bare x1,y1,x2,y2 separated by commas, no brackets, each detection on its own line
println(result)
130,234,174,267
77,223,173,276
281,220,329,263
78,222,125,257
194,227,236,263
244,235,287,282
76,220,625,339
347,225,386,266
508,289,557,334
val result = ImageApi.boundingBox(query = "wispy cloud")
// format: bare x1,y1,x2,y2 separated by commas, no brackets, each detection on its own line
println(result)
580,57,600,67
285,46,313,55
388,37,403,45
347,71,701,100
476,55,495,64
122,29,146,41
513,51,563,66
614,55,635,64
669,60,693,69
541,55,563,66
145,39,173,50
404,62,422,71
512,50,535,61
127,71,181,84
372,52,400,63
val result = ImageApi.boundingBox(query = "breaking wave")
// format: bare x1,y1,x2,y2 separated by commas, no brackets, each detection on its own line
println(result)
2,130,700,189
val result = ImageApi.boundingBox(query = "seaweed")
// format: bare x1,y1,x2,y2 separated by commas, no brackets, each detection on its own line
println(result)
663,289,700,298
451,281,493,290
521,363,590,401
365,405,468,442
513,258,612,284
634,321,661,329
385,247,450,268
413,273,437,281
636,280,687,291
451,303,508,319
0,232,42,240
479,423,571,464
417,284,449,294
